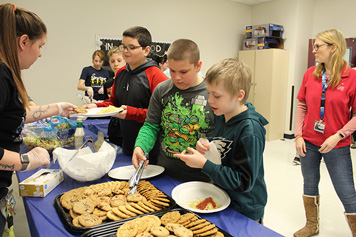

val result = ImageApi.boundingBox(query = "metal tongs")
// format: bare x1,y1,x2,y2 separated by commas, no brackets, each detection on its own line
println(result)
128,154,148,194
68,137,93,162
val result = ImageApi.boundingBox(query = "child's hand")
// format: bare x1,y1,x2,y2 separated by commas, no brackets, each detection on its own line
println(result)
83,104,97,109
197,138,210,154
132,146,149,168
86,87,94,99
174,147,207,169
112,105,127,119
98,87,104,94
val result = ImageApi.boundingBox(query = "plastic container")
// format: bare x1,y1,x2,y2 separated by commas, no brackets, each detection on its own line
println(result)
74,119,85,149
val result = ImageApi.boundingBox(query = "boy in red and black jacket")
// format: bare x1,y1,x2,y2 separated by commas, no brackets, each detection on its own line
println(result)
86,26,168,162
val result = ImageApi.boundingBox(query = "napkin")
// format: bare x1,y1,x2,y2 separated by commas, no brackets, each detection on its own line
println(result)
53,141,117,182
203,141,221,165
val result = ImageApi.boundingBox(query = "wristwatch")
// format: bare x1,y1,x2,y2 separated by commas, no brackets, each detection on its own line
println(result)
20,154,29,171
339,133,345,139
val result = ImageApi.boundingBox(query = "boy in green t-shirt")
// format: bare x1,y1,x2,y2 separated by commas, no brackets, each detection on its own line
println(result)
132,39,214,182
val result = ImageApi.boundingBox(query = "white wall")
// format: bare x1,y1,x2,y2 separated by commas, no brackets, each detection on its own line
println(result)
250,0,355,136
251,0,299,136
10,0,356,138
313,0,356,37
11,0,251,105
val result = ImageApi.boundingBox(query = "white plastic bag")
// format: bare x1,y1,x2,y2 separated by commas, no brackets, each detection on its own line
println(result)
53,141,117,182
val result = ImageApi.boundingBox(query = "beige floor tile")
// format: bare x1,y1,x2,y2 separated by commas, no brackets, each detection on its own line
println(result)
264,139,353,237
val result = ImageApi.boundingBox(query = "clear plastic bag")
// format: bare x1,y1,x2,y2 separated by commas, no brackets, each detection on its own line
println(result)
22,116,76,152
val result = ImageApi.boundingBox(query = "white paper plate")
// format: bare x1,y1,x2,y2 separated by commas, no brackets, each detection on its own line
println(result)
172,181,231,213
108,165,165,180
81,107,123,118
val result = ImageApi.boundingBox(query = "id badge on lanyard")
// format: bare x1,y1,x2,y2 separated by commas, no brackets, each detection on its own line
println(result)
314,71,329,134
314,120,326,133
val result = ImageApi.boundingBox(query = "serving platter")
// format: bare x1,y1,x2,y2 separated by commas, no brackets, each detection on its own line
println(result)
82,207,233,237
54,180,175,234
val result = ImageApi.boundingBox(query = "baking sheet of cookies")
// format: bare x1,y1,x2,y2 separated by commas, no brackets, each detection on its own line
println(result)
54,180,176,234
81,207,233,237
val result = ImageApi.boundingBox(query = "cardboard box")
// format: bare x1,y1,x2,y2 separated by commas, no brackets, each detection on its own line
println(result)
249,23,284,38
243,38,258,50
257,37,284,49
19,169,63,197
245,25,253,39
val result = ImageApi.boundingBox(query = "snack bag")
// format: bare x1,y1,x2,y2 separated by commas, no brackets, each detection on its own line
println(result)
22,116,77,152
45,116,76,146
23,132,62,151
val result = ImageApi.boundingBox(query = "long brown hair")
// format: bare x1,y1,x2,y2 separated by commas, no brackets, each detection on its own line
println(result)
313,29,348,88
0,3,47,108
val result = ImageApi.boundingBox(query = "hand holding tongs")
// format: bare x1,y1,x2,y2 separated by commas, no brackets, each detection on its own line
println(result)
68,137,93,162
128,154,148,194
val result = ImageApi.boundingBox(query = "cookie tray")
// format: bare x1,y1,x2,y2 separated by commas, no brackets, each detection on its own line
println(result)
54,191,176,234
81,207,233,237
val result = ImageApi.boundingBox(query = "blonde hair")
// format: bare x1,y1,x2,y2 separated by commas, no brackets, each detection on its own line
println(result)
205,58,251,103
0,3,46,108
107,46,123,58
313,29,348,88
167,39,200,66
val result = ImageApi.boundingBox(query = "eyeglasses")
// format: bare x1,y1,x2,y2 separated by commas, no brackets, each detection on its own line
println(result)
119,45,144,52
312,44,331,51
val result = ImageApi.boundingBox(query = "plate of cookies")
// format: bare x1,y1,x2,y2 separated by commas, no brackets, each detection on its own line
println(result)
82,208,232,237
172,181,231,213
108,165,165,180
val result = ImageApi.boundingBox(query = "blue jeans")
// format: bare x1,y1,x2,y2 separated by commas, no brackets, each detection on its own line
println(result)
301,140,356,213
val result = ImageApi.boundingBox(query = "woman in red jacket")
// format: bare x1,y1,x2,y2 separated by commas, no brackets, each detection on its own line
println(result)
295,29,356,236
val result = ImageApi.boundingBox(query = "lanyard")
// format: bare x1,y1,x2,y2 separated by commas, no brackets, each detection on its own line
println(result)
320,70,330,120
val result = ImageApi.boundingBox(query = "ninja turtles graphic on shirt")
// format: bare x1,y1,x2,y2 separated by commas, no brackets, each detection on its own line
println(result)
161,92,211,157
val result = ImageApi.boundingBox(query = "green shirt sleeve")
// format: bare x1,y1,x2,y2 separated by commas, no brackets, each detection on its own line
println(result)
134,122,160,153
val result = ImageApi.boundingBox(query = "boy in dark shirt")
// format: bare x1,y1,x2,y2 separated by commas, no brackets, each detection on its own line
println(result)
86,26,167,162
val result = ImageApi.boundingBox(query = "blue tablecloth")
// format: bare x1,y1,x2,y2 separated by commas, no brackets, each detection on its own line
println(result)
81,118,110,138
16,122,283,237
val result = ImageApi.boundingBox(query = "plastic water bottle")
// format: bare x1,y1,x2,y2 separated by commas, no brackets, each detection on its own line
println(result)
74,118,85,149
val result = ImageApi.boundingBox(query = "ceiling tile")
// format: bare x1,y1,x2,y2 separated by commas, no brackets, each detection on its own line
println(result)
229,0,272,5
